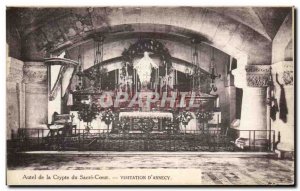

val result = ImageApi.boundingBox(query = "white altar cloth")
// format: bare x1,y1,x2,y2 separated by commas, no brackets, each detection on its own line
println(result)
119,111,173,119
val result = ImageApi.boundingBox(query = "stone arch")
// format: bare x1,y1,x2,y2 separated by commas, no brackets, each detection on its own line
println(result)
272,11,293,63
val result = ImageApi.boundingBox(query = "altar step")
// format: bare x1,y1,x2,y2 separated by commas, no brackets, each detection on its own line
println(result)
15,137,267,152
16,151,277,159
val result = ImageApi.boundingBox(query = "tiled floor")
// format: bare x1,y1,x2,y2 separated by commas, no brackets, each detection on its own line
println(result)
7,153,294,185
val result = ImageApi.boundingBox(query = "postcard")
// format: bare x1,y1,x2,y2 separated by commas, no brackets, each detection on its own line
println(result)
6,6,295,186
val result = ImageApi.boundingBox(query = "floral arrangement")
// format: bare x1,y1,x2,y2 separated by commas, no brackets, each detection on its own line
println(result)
196,110,214,122
78,103,98,123
78,103,99,132
101,109,117,126
176,111,194,126
196,110,214,131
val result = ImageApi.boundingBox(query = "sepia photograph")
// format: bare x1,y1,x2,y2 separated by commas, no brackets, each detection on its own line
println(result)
5,5,295,186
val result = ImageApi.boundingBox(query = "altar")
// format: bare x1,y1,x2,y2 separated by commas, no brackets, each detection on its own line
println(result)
118,111,173,133
51,38,220,140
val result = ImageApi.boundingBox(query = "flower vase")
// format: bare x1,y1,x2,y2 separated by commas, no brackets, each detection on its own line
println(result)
107,124,110,133
85,122,92,133
204,122,209,132
181,123,187,134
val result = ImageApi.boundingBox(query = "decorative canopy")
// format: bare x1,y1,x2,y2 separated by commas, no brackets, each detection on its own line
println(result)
122,39,172,74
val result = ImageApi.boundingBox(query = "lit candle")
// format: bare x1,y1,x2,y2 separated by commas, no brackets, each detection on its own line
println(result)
216,96,220,108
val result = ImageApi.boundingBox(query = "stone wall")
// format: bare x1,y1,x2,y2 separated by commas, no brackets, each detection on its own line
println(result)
271,10,294,152
6,57,25,139
6,11,22,60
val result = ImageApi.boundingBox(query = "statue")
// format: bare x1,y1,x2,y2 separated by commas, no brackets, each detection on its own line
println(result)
134,51,158,89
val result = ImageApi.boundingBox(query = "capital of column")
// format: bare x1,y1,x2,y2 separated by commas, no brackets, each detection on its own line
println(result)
23,62,48,84
245,65,271,87
272,61,294,86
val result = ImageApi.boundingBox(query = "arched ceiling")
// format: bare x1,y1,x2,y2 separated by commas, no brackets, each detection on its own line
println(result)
7,7,291,64
207,7,291,41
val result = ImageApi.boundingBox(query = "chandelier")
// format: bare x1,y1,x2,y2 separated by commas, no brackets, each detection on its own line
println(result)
75,45,84,90
191,38,202,92
75,36,107,92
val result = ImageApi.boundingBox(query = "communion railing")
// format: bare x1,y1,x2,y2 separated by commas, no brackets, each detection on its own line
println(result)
13,128,275,152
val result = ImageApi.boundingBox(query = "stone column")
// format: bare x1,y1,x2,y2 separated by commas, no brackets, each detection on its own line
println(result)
272,61,294,154
233,65,271,149
23,62,48,130
6,57,25,139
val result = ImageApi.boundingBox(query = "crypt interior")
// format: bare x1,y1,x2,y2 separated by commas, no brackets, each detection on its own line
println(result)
6,7,294,155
